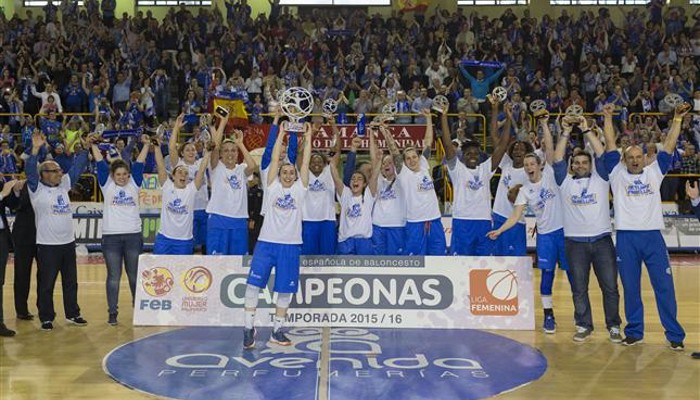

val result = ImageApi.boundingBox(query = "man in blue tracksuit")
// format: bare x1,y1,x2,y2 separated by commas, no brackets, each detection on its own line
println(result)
602,103,687,350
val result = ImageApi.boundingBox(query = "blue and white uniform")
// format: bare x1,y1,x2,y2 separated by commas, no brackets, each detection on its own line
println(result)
372,175,406,255
337,187,375,255
492,154,529,256
177,158,209,248
398,155,446,255
604,150,685,343
248,179,307,293
206,162,249,255
153,179,198,255
302,165,337,255
447,157,495,256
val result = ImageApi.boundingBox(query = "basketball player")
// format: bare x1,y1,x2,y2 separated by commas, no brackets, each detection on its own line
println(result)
243,121,312,349
153,139,210,255
168,113,210,254
206,116,258,255
396,108,446,255
487,116,571,334
602,102,687,350
440,96,510,256
552,115,621,343
260,107,298,217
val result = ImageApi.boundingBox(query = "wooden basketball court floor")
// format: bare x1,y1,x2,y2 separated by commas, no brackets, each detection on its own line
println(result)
0,254,698,400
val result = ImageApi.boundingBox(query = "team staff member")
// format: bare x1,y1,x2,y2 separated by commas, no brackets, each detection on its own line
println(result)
9,180,36,323
440,96,510,256
683,180,700,359
27,132,92,331
488,116,571,334
553,113,621,343
603,103,687,350
92,134,150,326
0,179,20,337
243,121,312,349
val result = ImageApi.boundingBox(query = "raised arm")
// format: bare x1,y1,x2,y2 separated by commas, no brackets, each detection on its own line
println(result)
421,108,434,158
368,125,380,197
539,115,554,164
602,103,617,152
261,107,282,170
27,132,46,192
554,118,573,163
209,114,229,170
491,100,511,171
343,136,361,186
154,139,167,185
235,130,257,176
267,122,287,185
194,151,210,190
662,103,690,154
329,150,344,198
300,122,312,188
169,113,185,167
439,105,455,161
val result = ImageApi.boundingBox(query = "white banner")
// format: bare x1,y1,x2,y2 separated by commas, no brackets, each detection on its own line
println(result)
134,255,535,330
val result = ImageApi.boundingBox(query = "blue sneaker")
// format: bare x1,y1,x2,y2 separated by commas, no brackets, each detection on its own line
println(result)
543,315,556,334
243,328,256,349
269,329,292,346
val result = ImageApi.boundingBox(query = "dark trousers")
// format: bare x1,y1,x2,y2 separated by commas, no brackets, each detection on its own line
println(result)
0,230,10,321
36,242,80,322
12,241,36,317
565,236,621,331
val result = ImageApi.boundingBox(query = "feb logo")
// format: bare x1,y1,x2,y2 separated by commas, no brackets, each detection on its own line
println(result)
469,269,518,316
181,266,213,294
141,267,175,297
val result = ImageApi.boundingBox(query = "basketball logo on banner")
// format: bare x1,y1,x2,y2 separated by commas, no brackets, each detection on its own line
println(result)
181,266,213,295
469,269,519,316
141,267,175,297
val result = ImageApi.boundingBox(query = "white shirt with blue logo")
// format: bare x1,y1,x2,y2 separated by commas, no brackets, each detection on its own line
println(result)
373,175,406,228
493,154,528,223
302,165,336,222
338,187,375,242
448,157,494,221
177,158,209,211
558,171,612,238
398,155,441,222
159,179,197,241
609,160,664,231
515,164,564,235
101,176,141,235
29,174,75,245
259,179,307,245
206,163,249,219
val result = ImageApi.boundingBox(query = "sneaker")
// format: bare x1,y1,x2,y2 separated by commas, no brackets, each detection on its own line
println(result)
621,336,644,346
608,327,623,343
669,341,685,351
573,326,592,342
243,328,256,349
41,321,54,331
269,329,292,346
66,316,88,326
543,315,556,334
17,313,34,321
0,323,16,337
107,314,118,326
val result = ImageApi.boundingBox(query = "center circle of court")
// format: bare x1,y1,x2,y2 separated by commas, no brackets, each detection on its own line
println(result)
103,327,547,400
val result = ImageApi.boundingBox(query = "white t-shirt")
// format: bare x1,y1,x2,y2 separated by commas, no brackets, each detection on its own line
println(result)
177,159,209,211
493,154,529,223
515,164,564,235
101,176,141,235
338,187,375,242
159,179,197,240
259,179,307,245
206,163,249,218
558,171,612,237
448,158,494,221
260,165,270,216
610,161,664,231
303,165,336,221
398,155,441,222
373,175,406,228
29,175,75,245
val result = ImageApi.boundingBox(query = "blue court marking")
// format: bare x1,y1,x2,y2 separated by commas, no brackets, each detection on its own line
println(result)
104,327,547,400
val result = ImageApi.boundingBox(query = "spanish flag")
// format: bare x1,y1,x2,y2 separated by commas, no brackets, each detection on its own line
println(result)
398,0,429,12
212,95,249,128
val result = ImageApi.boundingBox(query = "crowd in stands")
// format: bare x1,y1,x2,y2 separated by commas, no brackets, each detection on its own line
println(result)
0,0,698,204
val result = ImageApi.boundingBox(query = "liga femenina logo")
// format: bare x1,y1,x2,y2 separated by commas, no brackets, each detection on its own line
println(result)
469,269,519,316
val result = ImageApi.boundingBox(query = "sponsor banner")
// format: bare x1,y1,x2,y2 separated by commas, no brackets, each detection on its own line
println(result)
134,255,535,330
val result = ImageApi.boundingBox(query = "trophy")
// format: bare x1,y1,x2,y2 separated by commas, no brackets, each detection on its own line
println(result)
663,93,684,108
432,95,449,113
562,104,584,128
381,103,397,122
322,98,337,119
491,86,508,103
529,99,548,120
279,86,314,132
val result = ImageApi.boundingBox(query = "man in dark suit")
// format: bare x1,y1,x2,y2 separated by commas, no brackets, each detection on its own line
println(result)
10,180,37,322
684,180,700,359
0,179,20,337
